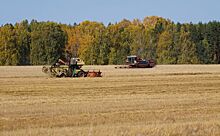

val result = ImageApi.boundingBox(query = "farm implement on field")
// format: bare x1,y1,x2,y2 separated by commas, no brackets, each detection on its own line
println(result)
42,58,102,78
115,55,156,69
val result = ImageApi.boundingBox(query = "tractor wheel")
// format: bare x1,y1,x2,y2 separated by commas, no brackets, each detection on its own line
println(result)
57,73,65,78
77,71,85,77
60,73,66,77
42,66,49,73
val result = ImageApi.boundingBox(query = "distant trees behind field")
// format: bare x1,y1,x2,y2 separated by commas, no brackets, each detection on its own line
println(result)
0,16,220,65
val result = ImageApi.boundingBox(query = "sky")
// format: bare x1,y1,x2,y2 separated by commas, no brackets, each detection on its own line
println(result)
0,0,219,25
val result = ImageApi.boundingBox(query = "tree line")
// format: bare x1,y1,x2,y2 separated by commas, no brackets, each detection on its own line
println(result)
0,16,220,65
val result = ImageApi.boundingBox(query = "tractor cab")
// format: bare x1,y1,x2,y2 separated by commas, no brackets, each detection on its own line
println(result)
126,55,138,65
70,58,85,68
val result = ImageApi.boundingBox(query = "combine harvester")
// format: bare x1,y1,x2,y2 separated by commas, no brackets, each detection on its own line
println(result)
42,58,102,78
115,55,156,69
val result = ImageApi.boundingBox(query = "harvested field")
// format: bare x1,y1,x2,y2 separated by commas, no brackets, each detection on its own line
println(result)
0,65,220,136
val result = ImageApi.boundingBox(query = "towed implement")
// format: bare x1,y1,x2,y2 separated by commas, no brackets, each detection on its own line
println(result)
115,55,156,69
42,58,102,78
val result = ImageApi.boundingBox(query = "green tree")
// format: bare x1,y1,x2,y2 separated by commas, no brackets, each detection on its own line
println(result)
0,24,18,65
30,21,67,65
206,21,220,63
129,22,146,58
144,16,172,61
14,20,31,65
77,21,105,65
108,48,117,64
200,38,212,64
157,28,177,64
178,26,199,64
107,19,132,64
1,17,220,65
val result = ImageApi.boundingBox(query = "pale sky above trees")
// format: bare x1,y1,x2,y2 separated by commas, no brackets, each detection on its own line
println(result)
0,0,219,25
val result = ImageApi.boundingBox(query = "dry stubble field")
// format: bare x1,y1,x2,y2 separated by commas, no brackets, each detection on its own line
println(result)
0,65,220,136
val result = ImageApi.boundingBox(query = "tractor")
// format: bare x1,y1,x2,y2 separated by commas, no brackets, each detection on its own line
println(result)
115,55,156,68
42,58,102,78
